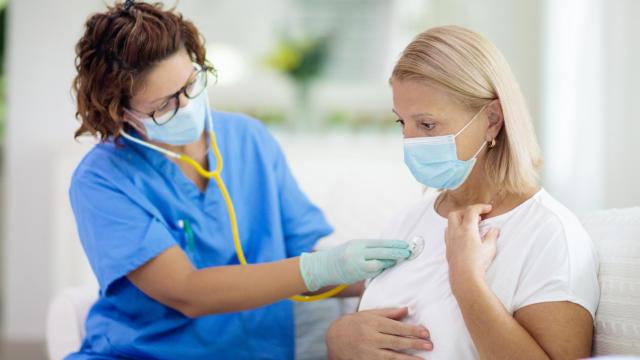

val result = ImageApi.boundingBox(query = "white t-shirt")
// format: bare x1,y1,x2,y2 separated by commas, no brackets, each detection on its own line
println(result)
359,188,600,359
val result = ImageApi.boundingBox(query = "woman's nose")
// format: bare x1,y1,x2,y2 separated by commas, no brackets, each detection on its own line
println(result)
178,93,190,109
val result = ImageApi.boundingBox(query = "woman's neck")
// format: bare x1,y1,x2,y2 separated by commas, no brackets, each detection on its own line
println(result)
163,134,210,191
151,133,208,165
435,156,539,219
444,158,498,207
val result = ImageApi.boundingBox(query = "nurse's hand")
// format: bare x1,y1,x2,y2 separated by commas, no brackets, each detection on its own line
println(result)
326,307,432,360
444,204,500,294
299,240,410,291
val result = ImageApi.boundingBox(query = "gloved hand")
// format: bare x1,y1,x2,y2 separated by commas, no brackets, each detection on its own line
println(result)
299,240,410,291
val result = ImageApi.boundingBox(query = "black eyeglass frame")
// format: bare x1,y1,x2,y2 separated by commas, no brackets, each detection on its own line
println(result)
133,63,215,126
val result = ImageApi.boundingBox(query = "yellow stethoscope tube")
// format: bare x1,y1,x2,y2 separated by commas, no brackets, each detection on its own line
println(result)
120,120,346,302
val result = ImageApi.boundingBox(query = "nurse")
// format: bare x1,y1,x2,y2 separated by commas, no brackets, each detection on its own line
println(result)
67,1,410,359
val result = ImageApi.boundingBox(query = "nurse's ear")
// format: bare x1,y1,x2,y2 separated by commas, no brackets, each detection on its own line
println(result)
121,106,147,135
485,99,504,142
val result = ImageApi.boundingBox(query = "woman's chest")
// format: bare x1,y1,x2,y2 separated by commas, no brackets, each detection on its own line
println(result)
360,216,530,313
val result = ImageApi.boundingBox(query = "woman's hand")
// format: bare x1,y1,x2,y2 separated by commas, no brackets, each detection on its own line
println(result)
300,240,411,291
444,204,500,295
326,307,433,360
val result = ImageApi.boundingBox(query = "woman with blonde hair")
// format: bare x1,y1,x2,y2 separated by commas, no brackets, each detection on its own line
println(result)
326,25,599,359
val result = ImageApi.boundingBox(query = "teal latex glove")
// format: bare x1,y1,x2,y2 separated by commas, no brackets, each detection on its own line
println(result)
299,239,410,291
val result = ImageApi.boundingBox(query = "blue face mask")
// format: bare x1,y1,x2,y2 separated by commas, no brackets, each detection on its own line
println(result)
132,89,208,146
403,105,487,190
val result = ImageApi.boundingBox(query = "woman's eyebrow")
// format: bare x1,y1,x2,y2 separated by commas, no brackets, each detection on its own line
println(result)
149,68,198,104
150,93,173,104
411,112,435,120
392,109,435,119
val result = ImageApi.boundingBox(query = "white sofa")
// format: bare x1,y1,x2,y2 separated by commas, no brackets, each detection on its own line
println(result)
583,207,640,356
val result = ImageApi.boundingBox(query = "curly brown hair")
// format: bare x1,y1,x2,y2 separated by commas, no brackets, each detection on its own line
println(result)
72,1,212,141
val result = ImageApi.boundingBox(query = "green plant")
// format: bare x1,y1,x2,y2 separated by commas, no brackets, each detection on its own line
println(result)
265,35,330,84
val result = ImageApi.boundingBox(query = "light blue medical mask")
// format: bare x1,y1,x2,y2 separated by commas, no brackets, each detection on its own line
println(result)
403,105,488,190
132,88,208,146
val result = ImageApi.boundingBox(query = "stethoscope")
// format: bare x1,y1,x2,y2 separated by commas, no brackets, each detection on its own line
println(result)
119,102,346,302
401,202,431,262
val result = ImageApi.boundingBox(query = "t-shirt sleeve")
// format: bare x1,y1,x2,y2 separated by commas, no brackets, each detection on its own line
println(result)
69,169,177,294
259,126,333,257
511,216,600,319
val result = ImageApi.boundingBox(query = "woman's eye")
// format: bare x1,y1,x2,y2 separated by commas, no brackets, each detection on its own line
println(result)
153,98,177,116
421,122,435,130
157,101,171,112
395,119,405,126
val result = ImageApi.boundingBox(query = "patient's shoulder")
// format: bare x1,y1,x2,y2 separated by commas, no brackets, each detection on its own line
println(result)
522,189,592,248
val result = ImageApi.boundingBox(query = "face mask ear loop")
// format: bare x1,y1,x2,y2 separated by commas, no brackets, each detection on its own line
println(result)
470,140,488,160
122,108,149,136
454,103,489,138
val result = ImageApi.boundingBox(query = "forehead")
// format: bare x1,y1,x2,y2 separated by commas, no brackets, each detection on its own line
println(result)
133,48,194,103
391,80,461,114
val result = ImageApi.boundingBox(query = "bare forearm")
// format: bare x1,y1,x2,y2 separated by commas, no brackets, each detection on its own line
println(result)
129,240,410,318
183,257,307,316
336,281,365,297
453,276,549,360
308,281,364,298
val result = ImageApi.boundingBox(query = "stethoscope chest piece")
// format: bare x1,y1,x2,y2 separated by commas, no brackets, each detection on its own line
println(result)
407,235,425,260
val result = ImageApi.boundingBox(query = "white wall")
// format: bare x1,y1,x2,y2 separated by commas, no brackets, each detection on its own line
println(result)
541,0,640,212
2,0,103,340
540,0,606,213
602,0,640,209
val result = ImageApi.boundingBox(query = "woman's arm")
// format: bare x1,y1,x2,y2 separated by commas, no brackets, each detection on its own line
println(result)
446,204,593,359
336,281,365,297
128,246,307,317
129,240,409,317
452,275,592,359
307,281,365,298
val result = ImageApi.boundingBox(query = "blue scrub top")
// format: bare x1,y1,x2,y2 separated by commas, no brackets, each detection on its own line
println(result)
67,111,333,359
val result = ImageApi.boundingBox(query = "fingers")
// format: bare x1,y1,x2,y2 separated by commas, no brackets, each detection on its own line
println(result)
365,240,410,249
360,307,410,320
364,248,411,261
377,259,397,269
461,204,492,226
380,320,430,340
362,259,385,273
374,349,425,360
482,227,500,243
375,332,433,353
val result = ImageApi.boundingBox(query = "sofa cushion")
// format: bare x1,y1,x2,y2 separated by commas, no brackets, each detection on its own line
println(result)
582,208,640,355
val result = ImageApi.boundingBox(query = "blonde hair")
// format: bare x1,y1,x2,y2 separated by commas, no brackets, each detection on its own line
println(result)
392,25,543,195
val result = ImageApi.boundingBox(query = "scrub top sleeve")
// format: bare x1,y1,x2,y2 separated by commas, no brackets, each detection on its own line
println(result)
69,171,177,294
266,132,333,257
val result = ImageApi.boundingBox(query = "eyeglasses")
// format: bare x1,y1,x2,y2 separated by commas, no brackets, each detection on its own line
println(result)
138,63,215,126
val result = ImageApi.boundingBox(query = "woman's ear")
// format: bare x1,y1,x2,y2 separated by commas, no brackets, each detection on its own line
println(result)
486,99,504,141
121,108,146,135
